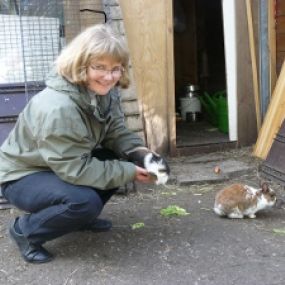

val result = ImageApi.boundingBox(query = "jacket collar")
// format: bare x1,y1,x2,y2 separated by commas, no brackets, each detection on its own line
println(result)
45,70,112,122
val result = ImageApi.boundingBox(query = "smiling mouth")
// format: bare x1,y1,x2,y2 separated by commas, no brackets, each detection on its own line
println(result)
96,81,113,87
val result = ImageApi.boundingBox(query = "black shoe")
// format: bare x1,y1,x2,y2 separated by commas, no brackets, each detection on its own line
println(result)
9,218,54,264
80,218,112,232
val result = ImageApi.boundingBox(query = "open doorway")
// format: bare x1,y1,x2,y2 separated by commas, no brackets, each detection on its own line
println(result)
174,0,230,149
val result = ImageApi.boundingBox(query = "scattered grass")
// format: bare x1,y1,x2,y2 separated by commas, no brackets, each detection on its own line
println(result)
272,228,285,235
160,205,190,217
161,191,177,196
200,207,212,211
131,222,145,230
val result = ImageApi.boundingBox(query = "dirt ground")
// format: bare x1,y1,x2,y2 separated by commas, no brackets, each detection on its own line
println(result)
1,147,285,285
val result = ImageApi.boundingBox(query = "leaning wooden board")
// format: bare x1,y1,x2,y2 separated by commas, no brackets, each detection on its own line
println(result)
253,60,285,159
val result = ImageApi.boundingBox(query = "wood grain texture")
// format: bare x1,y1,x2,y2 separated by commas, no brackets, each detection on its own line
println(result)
276,0,285,16
269,0,277,96
253,60,285,159
120,0,170,153
235,0,258,146
245,0,261,131
276,0,285,76
166,0,176,156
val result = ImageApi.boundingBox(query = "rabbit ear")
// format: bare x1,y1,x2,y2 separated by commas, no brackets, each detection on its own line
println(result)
261,182,269,193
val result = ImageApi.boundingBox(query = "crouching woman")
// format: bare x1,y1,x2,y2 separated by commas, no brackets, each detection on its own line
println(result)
0,24,169,263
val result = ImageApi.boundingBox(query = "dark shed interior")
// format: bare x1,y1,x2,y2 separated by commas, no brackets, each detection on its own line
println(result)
174,0,230,149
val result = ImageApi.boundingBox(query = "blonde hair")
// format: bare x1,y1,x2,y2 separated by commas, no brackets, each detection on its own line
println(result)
56,24,130,89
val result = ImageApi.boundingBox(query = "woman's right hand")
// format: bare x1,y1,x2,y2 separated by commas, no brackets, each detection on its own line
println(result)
134,166,154,184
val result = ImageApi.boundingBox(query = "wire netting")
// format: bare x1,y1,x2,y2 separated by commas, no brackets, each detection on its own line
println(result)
0,0,106,99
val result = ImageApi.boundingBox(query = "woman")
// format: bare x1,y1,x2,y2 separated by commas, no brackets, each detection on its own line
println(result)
0,24,166,263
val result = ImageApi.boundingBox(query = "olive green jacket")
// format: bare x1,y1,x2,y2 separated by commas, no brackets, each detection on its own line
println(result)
0,72,144,189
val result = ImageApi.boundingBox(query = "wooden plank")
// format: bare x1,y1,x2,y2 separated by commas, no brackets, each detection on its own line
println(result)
276,6,285,77
235,0,258,146
276,0,285,16
245,0,261,131
269,0,277,96
277,51,285,75
277,51,285,66
276,16,285,34
120,0,169,153
165,0,176,156
253,60,285,159
276,34,285,51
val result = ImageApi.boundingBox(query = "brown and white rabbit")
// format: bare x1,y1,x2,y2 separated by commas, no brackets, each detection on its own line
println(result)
214,182,276,219
126,147,170,185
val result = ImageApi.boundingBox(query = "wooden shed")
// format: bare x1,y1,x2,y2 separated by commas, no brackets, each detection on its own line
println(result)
0,0,283,157
118,0,281,156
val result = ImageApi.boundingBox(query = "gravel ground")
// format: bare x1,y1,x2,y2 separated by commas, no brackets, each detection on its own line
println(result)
0,147,285,285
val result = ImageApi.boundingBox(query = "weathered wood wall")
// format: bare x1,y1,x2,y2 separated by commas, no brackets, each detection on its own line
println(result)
102,0,144,141
120,0,174,154
276,0,285,75
235,0,259,146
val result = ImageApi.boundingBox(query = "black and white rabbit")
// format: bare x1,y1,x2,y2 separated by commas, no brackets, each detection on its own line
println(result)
214,182,277,219
126,147,170,185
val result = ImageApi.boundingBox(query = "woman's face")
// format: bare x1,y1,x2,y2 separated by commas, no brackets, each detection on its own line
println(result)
86,56,123,95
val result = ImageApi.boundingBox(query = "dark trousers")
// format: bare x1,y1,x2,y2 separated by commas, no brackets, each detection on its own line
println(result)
1,148,118,245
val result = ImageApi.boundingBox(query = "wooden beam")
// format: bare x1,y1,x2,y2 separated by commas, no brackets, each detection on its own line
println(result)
253,60,285,159
165,0,176,156
235,0,258,146
245,0,262,131
120,0,169,153
268,0,277,96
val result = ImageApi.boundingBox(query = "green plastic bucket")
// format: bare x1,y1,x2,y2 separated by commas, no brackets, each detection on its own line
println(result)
217,96,228,133
200,91,228,133
199,93,218,126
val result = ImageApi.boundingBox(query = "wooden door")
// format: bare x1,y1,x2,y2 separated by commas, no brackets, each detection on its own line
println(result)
120,0,176,154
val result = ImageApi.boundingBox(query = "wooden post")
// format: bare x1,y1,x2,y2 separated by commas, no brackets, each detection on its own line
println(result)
235,0,259,146
268,0,277,96
253,60,285,159
245,0,261,131
120,0,171,154
166,0,176,156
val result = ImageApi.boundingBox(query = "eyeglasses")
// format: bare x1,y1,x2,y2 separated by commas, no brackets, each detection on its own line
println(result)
90,64,124,78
